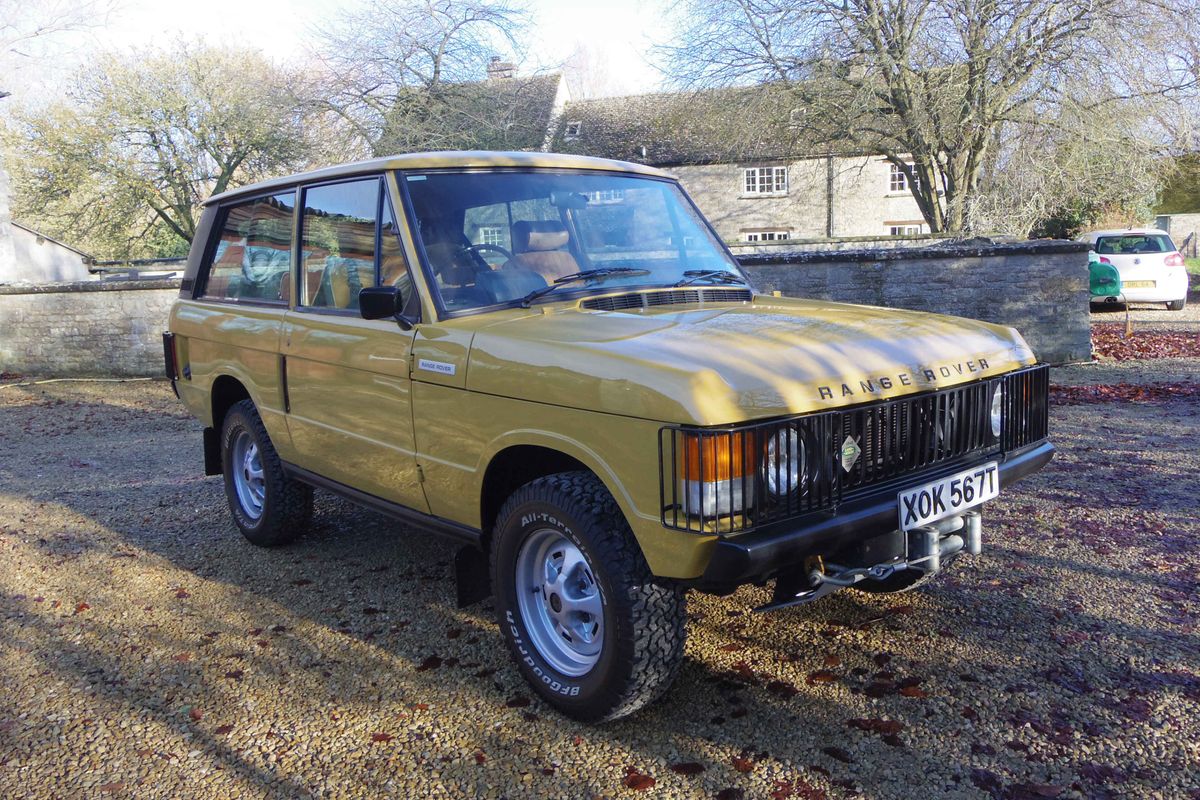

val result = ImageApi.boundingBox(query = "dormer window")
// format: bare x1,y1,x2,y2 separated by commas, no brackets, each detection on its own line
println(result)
564,121,582,140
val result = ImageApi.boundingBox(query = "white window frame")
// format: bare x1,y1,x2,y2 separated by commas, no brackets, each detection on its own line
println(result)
478,226,505,246
585,189,625,204
743,166,789,196
889,163,921,193
887,223,924,236
743,230,791,242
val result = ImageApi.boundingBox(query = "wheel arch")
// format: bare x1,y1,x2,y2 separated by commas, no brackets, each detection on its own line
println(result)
478,436,639,556
210,374,252,433
201,374,253,476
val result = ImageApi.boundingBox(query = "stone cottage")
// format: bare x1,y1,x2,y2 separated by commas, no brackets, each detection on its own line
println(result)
545,85,929,243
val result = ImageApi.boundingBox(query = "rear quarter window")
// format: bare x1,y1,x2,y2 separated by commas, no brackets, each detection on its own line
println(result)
200,192,296,303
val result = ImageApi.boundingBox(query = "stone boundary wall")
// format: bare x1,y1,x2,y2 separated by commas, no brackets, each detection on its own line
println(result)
0,241,1091,376
737,240,1092,365
0,279,180,377
726,233,960,256
1156,213,1200,257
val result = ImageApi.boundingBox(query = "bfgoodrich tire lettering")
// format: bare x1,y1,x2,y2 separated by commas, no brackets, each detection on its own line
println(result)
220,399,312,546
491,471,686,722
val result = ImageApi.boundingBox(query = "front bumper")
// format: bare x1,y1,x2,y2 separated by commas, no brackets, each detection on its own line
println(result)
698,440,1054,587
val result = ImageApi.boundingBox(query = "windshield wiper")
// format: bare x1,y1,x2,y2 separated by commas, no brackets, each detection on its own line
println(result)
673,270,750,287
520,268,651,307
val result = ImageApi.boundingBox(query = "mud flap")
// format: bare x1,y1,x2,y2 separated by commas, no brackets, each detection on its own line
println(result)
455,546,492,608
203,427,222,476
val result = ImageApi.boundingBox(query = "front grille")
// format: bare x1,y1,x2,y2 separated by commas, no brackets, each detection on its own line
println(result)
659,364,1050,533
582,288,752,311
838,379,994,493
1000,365,1050,453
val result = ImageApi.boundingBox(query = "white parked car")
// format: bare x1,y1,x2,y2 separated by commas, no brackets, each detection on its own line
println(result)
1078,228,1190,310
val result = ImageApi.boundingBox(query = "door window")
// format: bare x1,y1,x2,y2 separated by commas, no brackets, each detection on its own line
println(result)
379,194,416,312
200,192,296,303
300,179,382,310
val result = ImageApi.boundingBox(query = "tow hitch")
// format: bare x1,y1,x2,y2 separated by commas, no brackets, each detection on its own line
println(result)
755,511,983,613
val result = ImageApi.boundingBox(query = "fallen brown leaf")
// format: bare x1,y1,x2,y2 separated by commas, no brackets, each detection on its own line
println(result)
669,761,705,775
623,766,655,791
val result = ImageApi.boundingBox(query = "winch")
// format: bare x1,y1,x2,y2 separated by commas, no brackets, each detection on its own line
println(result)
755,511,984,613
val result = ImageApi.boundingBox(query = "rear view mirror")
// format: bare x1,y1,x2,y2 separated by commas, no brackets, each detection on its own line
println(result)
550,191,589,210
360,286,415,330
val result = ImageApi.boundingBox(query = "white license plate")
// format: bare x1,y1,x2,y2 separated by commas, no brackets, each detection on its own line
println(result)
898,462,1000,531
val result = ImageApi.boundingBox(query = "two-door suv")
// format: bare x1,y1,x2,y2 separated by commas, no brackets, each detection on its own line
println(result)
165,152,1052,722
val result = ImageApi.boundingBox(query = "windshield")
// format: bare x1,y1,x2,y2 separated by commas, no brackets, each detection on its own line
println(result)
401,170,743,312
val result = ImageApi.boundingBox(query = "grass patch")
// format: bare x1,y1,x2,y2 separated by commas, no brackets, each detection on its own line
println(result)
1187,257,1200,277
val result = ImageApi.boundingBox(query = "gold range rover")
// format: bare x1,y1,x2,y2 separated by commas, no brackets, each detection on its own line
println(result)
164,151,1053,721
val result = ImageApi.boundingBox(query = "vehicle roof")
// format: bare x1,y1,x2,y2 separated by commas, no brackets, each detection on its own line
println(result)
206,151,676,205
1081,228,1171,239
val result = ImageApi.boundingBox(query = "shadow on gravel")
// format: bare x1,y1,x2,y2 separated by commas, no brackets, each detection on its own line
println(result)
0,601,319,798
3,384,1198,798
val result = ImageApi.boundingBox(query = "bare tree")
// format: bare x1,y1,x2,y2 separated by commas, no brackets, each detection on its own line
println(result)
564,42,621,100
660,0,1199,234
970,109,1166,237
313,0,529,154
1,0,114,98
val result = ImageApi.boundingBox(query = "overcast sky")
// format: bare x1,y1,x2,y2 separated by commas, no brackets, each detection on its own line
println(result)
4,0,672,101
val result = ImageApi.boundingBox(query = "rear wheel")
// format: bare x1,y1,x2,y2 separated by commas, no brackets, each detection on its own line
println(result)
1167,297,1186,311
220,399,312,546
491,472,686,722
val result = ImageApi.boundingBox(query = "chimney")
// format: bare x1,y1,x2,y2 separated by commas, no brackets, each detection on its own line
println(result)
487,55,515,80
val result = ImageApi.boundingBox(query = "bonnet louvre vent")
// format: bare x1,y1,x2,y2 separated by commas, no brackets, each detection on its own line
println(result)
582,288,751,312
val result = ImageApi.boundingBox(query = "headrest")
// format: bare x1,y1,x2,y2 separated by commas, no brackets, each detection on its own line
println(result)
513,220,569,253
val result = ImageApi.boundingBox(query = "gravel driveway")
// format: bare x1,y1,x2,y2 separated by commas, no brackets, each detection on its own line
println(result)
1090,285,1200,332
1,369,1197,800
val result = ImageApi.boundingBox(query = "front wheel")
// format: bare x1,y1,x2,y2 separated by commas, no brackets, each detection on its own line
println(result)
220,399,312,546
491,472,686,722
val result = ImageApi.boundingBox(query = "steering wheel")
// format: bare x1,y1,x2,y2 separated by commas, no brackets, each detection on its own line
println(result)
461,243,513,263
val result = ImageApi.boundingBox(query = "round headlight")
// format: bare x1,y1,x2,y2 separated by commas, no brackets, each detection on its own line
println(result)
765,427,806,496
990,384,1004,438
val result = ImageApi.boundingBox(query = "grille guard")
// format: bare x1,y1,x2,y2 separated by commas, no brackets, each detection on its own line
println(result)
659,364,1050,535
697,439,1054,589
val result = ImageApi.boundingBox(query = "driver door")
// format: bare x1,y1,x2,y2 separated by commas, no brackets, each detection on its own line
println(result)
281,176,427,513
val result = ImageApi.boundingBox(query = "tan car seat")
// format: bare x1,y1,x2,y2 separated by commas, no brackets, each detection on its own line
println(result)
507,221,579,282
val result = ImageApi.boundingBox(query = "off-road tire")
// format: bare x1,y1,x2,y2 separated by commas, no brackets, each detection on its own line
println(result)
220,399,312,546
491,471,687,722
1167,297,1186,311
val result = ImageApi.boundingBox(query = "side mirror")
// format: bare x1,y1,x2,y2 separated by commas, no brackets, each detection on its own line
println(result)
360,286,416,330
